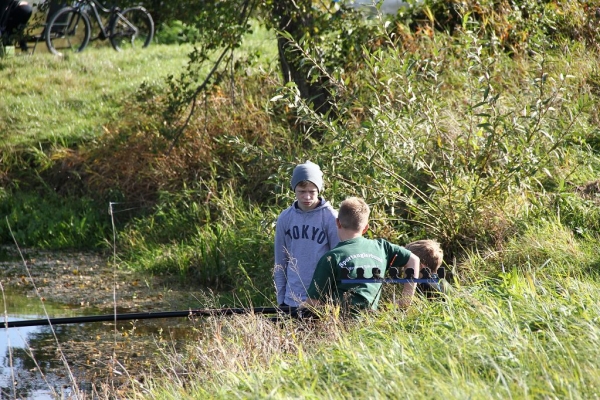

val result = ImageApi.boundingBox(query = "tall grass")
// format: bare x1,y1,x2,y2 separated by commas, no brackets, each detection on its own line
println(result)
110,5,600,397
263,17,600,260
135,267,600,398
0,190,109,249
17,2,595,298
122,196,600,397
116,184,278,305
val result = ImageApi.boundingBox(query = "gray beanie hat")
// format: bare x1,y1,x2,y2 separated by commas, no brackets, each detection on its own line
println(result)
291,160,324,192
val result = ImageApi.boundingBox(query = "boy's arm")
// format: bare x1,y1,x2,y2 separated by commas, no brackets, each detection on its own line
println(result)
273,218,288,305
325,209,340,249
397,253,420,309
302,254,334,308
302,297,322,307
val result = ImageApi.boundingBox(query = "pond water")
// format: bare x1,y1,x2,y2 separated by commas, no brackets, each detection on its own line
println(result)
1,288,204,399
0,248,205,399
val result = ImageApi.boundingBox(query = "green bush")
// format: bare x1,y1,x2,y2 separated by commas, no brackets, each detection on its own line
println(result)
0,190,111,249
155,20,202,45
117,185,277,303
264,13,599,259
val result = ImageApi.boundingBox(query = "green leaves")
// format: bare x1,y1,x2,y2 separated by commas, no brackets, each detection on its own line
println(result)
0,191,109,249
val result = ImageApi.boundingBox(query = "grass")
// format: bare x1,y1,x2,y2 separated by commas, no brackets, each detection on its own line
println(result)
0,190,109,249
116,10,600,396
0,44,193,146
0,21,279,250
135,268,600,398
0,19,278,147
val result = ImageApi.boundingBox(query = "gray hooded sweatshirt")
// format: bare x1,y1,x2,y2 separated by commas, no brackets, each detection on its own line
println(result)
274,198,339,306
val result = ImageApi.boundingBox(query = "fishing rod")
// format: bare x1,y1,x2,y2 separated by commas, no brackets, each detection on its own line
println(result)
4,269,445,329
3,306,298,329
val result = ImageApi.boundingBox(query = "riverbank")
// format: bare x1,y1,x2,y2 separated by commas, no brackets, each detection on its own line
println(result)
0,246,200,313
0,246,208,398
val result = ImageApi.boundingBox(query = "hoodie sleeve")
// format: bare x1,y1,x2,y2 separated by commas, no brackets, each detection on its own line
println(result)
273,210,288,305
324,203,340,250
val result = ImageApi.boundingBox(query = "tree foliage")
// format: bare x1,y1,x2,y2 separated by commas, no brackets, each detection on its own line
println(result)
150,0,600,146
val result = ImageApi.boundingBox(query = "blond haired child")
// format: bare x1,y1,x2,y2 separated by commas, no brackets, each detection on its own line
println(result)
304,196,420,312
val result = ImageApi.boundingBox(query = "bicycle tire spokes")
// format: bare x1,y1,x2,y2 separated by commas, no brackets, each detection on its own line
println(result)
109,7,153,51
46,8,91,56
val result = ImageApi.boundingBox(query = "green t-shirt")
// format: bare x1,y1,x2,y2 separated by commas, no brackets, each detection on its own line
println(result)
306,236,412,311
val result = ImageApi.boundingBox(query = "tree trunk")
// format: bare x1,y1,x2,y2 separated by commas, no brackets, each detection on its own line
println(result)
272,1,333,119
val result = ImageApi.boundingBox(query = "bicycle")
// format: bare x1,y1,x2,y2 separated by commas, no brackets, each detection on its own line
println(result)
45,0,154,56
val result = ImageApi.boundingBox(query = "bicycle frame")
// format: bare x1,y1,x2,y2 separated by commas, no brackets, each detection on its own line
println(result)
74,0,117,40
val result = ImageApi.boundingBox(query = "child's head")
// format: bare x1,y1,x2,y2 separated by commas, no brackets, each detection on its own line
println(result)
338,197,370,232
294,181,320,211
405,240,443,273
291,161,323,193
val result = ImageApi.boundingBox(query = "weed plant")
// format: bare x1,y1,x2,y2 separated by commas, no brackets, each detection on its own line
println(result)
4,1,598,289
120,185,277,301
0,190,109,249
122,4,600,395
133,206,600,398
135,257,600,398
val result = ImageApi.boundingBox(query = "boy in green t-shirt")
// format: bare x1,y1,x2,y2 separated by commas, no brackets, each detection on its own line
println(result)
304,196,420,312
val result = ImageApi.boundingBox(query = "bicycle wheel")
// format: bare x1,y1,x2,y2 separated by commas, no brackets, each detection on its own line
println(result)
45,7,91,56
109,7,154,51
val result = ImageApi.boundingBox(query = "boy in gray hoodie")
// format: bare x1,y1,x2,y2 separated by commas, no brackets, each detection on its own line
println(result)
274,161,340,307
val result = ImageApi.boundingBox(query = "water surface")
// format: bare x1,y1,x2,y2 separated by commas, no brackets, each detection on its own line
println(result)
0,248,203,399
